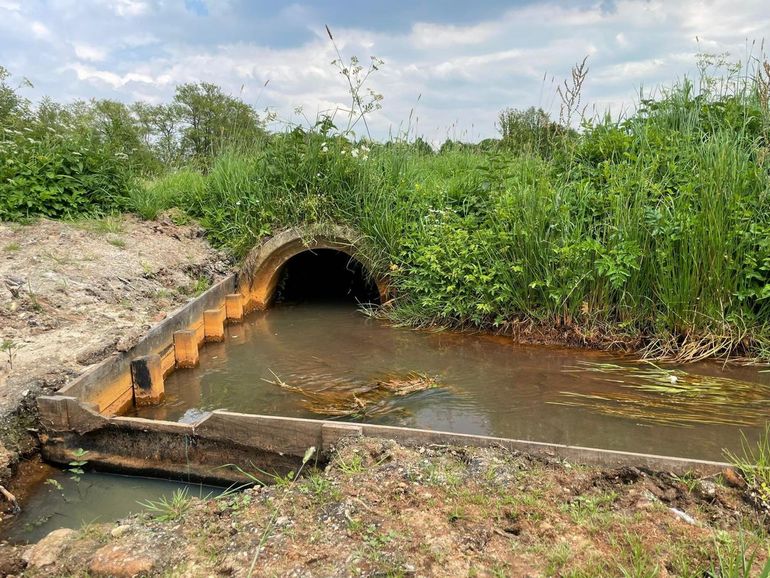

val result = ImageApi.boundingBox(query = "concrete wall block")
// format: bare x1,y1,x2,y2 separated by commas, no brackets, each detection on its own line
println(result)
173,330,199,368
130,354,165,407
203,308,225,342
225,293,244,322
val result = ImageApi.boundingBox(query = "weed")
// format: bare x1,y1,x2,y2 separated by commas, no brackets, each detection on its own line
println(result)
545,541,572,576
710,530,770,578
614,533,659,578
562,491,617,525
245,446,316,577
66,448,89,482
3,242,20,251
1,339,20,370
336,452,366,475
672,471,701,493
107,236,126,249
77,216,125,235
447,506,466,523
725,423,770,508
183,276,210,297
138,487,192,522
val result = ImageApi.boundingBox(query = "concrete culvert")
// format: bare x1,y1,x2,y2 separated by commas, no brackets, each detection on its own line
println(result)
273,249,381,305
237,226,388,310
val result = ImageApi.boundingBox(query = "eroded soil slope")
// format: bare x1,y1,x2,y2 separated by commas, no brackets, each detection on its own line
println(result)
0,215,231,481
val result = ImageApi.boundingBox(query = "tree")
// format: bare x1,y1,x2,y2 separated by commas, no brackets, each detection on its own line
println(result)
496,106,568,158
173,82,264,163
0,66,31,127
133,102,182,168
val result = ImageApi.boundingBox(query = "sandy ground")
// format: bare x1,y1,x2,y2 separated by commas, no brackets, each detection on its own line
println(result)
0,214,231,479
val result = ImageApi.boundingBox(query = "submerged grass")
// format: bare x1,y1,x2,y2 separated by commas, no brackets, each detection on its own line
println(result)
553,361,770,427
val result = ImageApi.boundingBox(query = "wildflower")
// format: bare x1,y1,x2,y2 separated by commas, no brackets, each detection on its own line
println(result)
351,148,359,158
236,200,241,206
341,150,347,155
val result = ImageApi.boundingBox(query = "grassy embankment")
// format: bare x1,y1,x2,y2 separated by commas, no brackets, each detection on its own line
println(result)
142,69,770,363
2,60,770,362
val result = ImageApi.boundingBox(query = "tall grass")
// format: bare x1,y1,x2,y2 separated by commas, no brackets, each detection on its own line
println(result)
142,60,770,361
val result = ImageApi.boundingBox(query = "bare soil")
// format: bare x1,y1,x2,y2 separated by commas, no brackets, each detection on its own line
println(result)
0,214,231,483
5,437,769,577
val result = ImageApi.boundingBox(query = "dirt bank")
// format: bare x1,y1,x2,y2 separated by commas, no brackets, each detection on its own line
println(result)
0,214,231,486
3,437,768,577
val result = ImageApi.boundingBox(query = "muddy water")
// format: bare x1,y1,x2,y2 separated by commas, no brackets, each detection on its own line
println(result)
1,464,223,543
135,305,770,462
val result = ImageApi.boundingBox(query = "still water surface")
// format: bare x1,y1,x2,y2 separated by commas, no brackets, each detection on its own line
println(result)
135,305,770,462
1,468,222,543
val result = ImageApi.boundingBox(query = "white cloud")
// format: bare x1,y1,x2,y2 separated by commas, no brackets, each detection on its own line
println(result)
30,21,51,40
111,0,149,18
2,0,768,141
73,43,108,62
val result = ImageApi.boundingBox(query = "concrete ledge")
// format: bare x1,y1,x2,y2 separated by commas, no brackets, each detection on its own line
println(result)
55,275,238,413
38,396,730,477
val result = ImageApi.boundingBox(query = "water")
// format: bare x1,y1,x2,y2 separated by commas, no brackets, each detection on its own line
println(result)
135,305,770,462
1,465,223,543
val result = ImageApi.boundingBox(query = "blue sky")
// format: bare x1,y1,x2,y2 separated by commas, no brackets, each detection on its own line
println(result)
0,0,767,141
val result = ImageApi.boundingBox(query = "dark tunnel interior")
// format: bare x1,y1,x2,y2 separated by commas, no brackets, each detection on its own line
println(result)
273,249,381,305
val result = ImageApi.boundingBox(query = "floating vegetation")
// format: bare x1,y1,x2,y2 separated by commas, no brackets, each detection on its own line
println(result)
262,370,443,420
551,361,770,428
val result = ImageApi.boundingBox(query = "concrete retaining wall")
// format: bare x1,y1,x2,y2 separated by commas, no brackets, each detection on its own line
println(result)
55,275,238,414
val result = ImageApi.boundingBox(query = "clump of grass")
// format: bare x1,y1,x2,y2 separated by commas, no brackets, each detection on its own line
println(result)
725,423,770,510
130,169,206,220
138,487,192,522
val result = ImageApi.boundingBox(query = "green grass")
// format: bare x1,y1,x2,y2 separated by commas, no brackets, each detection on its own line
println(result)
129,169,206,220
725,422,770,507
128,60,770,362
5,56,770,362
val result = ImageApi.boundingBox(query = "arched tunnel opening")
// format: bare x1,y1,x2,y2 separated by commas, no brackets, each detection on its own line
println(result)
273,249,381,305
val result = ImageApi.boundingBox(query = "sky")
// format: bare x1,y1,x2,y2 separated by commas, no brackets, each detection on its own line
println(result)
0,0,768,142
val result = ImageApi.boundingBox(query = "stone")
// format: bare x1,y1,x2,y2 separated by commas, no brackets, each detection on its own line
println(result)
669,507,697,525
696,480,717,500
110,525,132,538
722,467,746,489
22,528,76,568
89,543,158,577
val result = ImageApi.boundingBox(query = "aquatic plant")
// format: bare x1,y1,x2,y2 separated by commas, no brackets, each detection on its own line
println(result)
262,369,442,419
552,361,770,427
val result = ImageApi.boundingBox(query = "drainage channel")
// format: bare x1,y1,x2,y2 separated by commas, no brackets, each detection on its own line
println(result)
34,225,761,493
